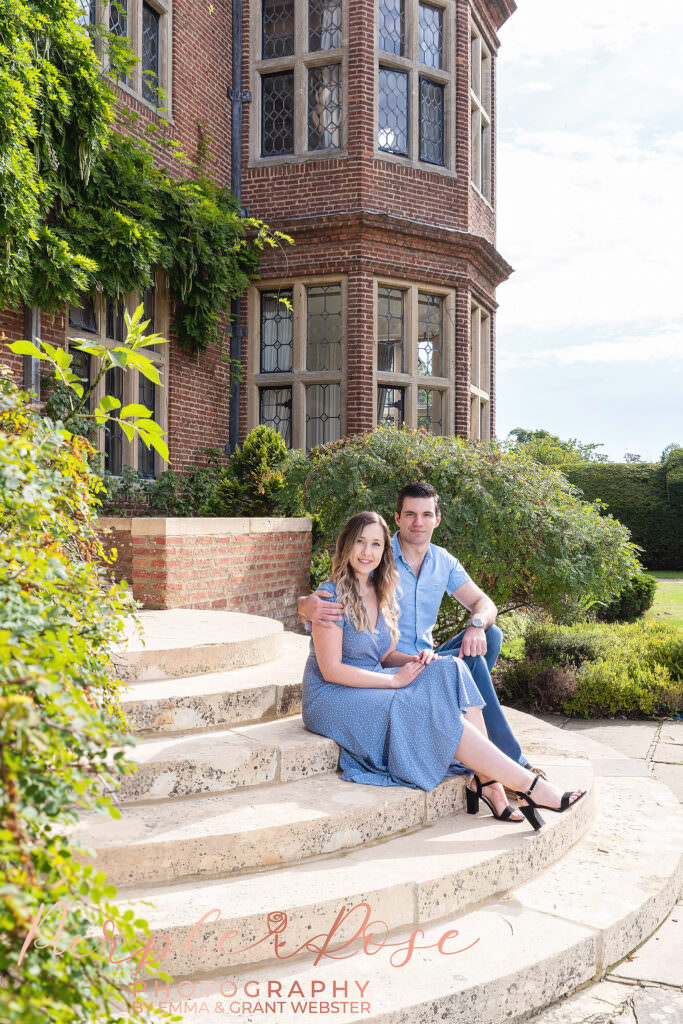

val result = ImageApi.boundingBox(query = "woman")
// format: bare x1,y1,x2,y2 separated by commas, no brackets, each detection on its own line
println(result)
302,511,586,830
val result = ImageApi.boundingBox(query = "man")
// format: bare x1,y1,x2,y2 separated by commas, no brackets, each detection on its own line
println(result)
298,481,542,793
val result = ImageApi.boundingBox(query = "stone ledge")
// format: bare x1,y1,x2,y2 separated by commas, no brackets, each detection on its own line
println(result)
99,516,312,537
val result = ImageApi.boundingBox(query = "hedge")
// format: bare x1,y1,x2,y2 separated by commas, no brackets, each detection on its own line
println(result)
564,455,683,570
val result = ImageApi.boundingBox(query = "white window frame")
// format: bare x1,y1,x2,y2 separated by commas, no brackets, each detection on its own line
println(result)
374,277,454,433
470,16,492,201
247,276,348,450
66,271,170,477
250,0,349,165
469,300,490,441
375,0,455,175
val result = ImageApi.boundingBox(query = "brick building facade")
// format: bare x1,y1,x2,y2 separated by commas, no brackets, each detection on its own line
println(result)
1,0,515,474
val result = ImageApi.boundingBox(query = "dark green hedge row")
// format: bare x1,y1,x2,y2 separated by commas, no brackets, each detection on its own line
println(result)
564,456,683,570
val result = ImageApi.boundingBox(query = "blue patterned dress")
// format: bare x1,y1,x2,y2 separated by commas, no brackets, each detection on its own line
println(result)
301,581,485,791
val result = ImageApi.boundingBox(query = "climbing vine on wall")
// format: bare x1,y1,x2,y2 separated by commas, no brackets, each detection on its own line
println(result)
0,0,290,352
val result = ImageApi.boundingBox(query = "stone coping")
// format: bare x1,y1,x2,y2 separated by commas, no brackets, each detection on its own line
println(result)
98,516,312,536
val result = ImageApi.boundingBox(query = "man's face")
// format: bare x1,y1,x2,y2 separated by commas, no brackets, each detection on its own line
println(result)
395,496,441,545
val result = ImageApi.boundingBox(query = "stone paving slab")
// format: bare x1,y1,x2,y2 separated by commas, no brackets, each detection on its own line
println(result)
609,895,683,987
526,979,682,1023
652,762,683,802
559,719,660,760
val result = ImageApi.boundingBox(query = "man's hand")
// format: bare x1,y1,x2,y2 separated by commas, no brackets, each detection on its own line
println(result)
301,590,344,628
416,648,438,665
458,626,487,659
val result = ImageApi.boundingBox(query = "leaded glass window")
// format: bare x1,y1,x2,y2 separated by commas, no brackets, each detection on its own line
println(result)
142,283,156,334
378,68,408,156
106,298,126,342
262,0,294,58
377,386,404,428
76,0,96,28
70,348,92,411
262,71,294,156
142,3,160,104
306,383,341,448
418,3,442,68
260,291,293,372
308,64,342,151
307,285,342,370
137,370,156,477
418,293,443,376
419,77,443,165
109,0,127,37
69,295,98,334
417,388,443,434
377,286,404,372
379,0,404,56
104,367,124,475
309,0,342,50
260,387,292,446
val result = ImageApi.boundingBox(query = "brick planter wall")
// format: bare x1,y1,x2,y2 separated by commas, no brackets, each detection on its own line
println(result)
99,517,312,631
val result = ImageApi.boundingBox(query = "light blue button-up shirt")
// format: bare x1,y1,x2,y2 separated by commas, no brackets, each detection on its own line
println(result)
391,532,471,655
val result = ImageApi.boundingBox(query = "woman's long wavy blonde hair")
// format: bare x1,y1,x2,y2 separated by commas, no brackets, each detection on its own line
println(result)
331,512,400,643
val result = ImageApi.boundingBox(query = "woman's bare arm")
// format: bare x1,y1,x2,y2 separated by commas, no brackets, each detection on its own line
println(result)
312,624,423,689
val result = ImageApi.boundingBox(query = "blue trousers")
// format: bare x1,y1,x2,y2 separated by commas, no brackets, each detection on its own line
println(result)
435,624,529,768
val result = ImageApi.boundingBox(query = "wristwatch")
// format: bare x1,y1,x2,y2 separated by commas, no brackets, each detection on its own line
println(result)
468,615,485,629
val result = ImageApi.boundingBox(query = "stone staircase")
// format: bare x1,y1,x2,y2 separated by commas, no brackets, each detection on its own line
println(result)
70,610,683,1023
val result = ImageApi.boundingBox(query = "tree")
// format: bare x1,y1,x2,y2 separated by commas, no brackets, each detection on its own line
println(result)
278,428,641,627
660,443,682,464
504,428,608,467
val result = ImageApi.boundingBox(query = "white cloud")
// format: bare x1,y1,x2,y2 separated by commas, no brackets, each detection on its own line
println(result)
498,327,683,370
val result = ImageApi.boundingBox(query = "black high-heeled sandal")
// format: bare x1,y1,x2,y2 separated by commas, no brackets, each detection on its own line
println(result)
515,774,587,831
466,774,523,823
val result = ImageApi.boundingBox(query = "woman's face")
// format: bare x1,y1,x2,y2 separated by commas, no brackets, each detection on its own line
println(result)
348,522,385,577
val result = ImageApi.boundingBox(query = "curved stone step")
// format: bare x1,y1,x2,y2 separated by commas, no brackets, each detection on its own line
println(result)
70,772,473,887
123,773,683,1024
112,609,285,682
111,758,593,977
104,718,339,804
120,632,309,732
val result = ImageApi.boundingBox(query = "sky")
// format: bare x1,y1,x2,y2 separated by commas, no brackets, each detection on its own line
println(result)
495,0,683,461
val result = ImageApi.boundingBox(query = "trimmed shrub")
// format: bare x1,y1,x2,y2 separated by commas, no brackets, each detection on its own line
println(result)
564,456,683,570
201,426,289,517
278,427,640,628
596,571,656,622
500,619,683,718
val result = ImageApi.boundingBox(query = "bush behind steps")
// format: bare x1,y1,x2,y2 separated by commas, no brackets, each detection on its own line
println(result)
564,454,683,570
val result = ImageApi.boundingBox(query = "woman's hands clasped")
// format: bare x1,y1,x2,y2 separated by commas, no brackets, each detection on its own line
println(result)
391,657,426,688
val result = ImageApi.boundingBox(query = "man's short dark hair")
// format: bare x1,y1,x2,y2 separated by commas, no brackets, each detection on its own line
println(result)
396,482,440,516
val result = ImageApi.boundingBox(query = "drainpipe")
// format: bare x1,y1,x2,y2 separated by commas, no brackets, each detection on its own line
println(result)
227,0,251,454
23,305,41,400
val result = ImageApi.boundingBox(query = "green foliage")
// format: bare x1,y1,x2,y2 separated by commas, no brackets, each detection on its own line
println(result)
277,427,640,623
596,571,657,622
564,458,683,570
0,2,290,351
504,428,608,466
7,303,171,464
201,426,290,517
0,368,176,1023
499,619,683,718
148,450,224,516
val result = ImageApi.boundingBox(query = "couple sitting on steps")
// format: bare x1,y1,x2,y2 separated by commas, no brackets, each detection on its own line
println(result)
297,481,586,830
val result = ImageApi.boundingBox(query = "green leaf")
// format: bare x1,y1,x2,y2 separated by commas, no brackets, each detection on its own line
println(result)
99,395,121,413
118,420,135,441
124,351,161,385
119,404,152,419
7,340,42,358
108,349,130,369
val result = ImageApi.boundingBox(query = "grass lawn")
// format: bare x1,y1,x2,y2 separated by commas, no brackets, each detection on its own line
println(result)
647,572,683,629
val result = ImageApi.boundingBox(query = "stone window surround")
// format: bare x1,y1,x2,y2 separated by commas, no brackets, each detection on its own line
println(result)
66,270,170,477
470,13,492,202
375,0,456,177
374,276,455,433
249,0,349,166
85,0,173,117
247,276,348,450
469,299,491,441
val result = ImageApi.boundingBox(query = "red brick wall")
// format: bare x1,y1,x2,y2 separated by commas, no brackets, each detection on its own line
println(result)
99,517,312,631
